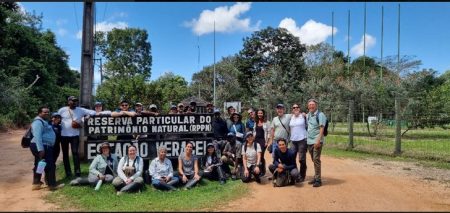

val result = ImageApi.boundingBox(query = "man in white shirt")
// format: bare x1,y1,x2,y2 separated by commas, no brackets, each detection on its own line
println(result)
58,96,96,177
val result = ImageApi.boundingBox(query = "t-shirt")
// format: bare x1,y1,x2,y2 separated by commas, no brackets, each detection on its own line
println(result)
270,114,292,140
306,110,327,145
178,152,198,176
241,142,262,167
58,106,96,137
289,114,307,141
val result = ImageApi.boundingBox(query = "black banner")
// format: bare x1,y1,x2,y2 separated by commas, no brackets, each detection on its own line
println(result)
85,139,213,160
84,114,213,136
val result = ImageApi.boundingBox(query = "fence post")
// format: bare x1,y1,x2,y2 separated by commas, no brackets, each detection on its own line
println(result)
348,100,354,149
394,97,401,155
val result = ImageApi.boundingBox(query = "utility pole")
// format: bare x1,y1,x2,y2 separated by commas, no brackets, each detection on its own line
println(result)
79,1,94,159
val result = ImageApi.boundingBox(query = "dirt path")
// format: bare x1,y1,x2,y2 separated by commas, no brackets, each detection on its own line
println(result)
1,130,449,211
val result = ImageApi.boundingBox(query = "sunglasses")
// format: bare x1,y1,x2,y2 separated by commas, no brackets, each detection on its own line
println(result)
292,106,299,109
121,104,128,107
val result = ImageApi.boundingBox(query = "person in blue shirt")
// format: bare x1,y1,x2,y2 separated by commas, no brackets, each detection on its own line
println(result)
149,147,179,191
30,106,64,191
245,107,256,132
229,112,245,143
268,138,298,186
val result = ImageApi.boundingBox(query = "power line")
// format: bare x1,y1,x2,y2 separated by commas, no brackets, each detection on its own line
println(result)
102,2,108,22
73,2,80,32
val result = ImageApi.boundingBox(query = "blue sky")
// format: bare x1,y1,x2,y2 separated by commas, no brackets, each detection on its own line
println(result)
20,2,450,89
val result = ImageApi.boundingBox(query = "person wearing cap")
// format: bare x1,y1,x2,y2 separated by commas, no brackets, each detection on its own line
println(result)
58,96,97,178
306,99,327,187
241,131,262,183
225,106,236,130
206,103,214,113
168,104,178,114
134,102,144,115
245,107,256,132
268,103,292,159
177,103,184,114
186,101,197,114
199,143,227,184
178,142,201,190
221,132,242,180
93,101,112,116
228,112,245,143
50,112,62,164
70,142,119,188
111,100,136,117
149,146,179,191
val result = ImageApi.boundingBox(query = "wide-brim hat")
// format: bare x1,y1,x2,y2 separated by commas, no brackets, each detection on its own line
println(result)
98,142,111,153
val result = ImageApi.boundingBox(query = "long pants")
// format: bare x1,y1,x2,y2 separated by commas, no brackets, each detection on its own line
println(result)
151,176,179,191
292,139,308,179
220,156,239,175
307,144,322,182
30,143,56,187
180,174,202,189
201,165,226,181
88,174,114,186
241,165,261,183
268,164,299,181
61,136,81,177
271,139,279,158
53,137,61,164
112,177,144,192
255,138,267,175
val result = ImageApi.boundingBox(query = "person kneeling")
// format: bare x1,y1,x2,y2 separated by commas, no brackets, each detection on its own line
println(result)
112,145,144,195
200,143,227,185
149,147,179,191
70,142,119,189
269,139,299,187
241,132,262,183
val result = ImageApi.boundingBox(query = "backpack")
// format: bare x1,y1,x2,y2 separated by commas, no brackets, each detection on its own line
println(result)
243,141,258,153
311,111,329,137
21,119,45,148
273,170,292,187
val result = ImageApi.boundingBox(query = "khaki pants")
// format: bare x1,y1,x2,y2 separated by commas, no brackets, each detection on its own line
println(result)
307,144,322,181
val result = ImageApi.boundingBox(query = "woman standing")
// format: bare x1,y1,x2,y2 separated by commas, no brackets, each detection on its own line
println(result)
289,103,308,182
253,109,271,176
112,145,144,195
178,142,202,190
228,112,245,143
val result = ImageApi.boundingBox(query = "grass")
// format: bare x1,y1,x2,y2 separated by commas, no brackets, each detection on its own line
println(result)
326,122,450,162
46,161,248,211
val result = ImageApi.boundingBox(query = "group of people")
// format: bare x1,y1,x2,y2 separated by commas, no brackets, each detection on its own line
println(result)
29,95,327,193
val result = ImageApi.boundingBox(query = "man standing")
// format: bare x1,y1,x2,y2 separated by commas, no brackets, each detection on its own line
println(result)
58,96,96,177
268,104,292,157
268,139,298,186
50,113,62,164
225,106,236,130
306,99,327,187
245,107,256,132
30,106,63,191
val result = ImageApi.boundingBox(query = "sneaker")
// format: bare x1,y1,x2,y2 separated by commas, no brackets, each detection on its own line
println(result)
296,177,305,183
231,175,237,180
308,179,316,185
312,181,322,187
69,177,81,186
48,183,65,191
32,184,44,191
116,191,123,196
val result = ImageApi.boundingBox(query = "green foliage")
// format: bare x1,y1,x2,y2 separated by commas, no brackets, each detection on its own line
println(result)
153,72,189,111
0,4,79,127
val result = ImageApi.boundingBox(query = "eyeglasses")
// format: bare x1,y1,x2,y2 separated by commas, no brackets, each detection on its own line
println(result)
292,106,299,109
121,104,128,107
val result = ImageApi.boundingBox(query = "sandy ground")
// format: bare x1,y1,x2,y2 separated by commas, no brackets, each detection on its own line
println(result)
0,129,449,211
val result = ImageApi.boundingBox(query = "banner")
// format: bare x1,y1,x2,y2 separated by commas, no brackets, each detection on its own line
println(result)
84,114,213,136
85,139,213,160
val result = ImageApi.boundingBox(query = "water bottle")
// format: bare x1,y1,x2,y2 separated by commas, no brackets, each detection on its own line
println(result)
36,160,46,174
94,179,103,191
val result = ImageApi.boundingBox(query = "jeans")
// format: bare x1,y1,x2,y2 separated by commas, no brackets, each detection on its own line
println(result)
61,136,81,177
151,176,179,191
271,139,279,158
292,139,308,179
30,143,56,187
241,165,261,183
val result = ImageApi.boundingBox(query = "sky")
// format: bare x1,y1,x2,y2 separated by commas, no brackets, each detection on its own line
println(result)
19,2,450,90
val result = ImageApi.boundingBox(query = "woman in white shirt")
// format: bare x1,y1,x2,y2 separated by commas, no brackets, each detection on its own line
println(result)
289,103,308,183
112,145,144,195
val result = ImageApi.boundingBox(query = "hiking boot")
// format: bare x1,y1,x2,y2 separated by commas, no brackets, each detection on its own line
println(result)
312,180,322,187
296,176,305,183
308,179,316,185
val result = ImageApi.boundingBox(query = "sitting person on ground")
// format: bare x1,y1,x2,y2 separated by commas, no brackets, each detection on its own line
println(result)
221,132,242,180
241,131,262,183
70,142,118,188
112,145,144,195
178,142,201,190
149,147,179,191
200,143,227,185
269,138,299,186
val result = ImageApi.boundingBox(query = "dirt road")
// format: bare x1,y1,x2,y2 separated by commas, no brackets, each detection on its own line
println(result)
1,129,449,211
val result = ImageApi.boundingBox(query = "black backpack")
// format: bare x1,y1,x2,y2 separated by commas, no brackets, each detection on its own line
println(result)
21,119,45,148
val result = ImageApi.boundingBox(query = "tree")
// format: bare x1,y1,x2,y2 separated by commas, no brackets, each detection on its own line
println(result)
95,28,152,79
236,27,307,103
153,72,189,111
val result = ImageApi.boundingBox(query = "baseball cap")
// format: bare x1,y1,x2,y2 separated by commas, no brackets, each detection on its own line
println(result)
244,131,254,139
135,102,143,106
213,108,220,114
227,132,236,137
51,112,61,117
276,103,285,108
149,104,157,109
206,143,214,148
170,105,177,109
94,101,102,106
67,96,78,101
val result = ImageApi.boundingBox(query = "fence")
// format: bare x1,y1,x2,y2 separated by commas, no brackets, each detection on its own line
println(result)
323,99,450,162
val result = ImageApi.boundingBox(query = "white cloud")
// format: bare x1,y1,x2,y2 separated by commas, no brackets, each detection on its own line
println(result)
279,18,337,46
76,21,128,39
70,66,80,72
185,2,260,36
57,28,68,36
17,2,26,14
56,19,68,26
351,34,376,57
